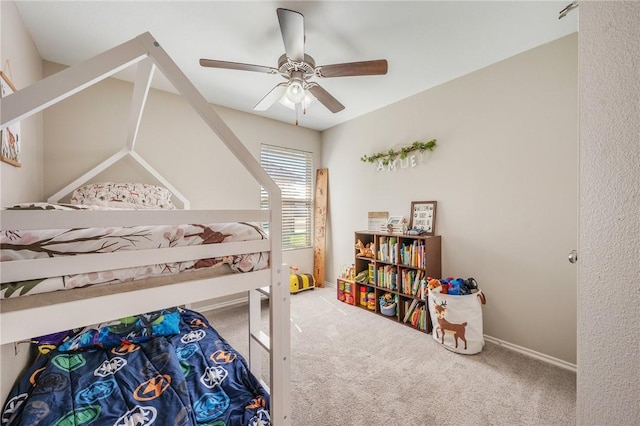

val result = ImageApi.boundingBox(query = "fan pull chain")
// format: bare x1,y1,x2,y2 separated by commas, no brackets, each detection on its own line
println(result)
295,102,302,126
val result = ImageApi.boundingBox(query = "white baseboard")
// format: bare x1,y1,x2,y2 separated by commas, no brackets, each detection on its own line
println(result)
195,282,576,373
195,296,249,313
324,280,575,372
483,335,576,372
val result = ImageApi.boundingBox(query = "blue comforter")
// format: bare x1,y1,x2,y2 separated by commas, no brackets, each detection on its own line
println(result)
1,309,270,425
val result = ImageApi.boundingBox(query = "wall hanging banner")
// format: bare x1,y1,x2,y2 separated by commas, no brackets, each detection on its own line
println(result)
361,139,436,172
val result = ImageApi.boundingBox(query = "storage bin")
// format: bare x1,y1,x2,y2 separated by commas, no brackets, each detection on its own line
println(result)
381,302,397,317
428,286,486,354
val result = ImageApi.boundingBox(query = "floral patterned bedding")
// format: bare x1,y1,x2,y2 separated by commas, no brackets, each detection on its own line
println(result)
1,203,269,299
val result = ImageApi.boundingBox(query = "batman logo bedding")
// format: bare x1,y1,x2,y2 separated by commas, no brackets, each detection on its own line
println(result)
1,308,270,425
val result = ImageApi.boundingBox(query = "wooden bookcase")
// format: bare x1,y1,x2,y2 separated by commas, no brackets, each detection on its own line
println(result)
339,231,441,333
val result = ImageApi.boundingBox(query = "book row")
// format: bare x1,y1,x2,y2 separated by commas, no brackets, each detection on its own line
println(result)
367,264,429,298
377,237,428,268
402,299,428,331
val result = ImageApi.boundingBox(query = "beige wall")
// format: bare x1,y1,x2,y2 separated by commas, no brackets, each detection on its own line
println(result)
42,61,322,273
0,0,44,404
323,34,579,364
577,2,640,424
42,62,321,208
0,1,43,204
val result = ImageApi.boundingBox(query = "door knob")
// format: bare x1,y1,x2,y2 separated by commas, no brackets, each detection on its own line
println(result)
568,249,578,264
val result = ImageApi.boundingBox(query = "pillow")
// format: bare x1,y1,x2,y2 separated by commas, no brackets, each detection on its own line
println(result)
6,202,92,211
57,307,181,351
70,182,176,210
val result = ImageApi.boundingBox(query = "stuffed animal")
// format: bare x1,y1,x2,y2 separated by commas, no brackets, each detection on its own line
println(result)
355,239,374,258
379,292,394,307
427,278,442,291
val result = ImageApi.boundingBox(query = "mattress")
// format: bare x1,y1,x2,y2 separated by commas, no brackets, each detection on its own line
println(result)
1,307,271,425
1,203,269,299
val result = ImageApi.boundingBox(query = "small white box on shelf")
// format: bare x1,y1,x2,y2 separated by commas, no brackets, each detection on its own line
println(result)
368,211,389,232
386,216,405,234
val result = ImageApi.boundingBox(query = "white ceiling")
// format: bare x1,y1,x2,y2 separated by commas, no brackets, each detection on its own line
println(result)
14,1,577,131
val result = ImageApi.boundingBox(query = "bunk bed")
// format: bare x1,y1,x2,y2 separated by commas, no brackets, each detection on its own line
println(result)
0,32,291,425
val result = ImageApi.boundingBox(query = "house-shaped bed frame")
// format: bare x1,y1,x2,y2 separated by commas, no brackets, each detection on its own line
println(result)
0,32,291,425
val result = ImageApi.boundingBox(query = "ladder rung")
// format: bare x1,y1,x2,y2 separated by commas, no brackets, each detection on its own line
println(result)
257,286,270,297
250,330,270,352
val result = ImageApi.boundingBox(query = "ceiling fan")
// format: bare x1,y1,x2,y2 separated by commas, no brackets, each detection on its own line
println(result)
199,8,388,124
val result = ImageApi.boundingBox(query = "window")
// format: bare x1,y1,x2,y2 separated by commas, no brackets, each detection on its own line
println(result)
261,144,313,250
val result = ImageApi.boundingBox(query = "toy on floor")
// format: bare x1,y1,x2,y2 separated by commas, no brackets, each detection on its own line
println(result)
289,266,315,293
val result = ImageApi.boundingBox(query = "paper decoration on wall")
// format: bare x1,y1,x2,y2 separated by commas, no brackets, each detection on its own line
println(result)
0,71,21,167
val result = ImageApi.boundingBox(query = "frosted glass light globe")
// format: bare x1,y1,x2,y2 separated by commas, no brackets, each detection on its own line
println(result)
285,81,305,104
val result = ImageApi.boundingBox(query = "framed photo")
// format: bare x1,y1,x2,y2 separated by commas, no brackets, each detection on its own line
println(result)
386,215,404,234
1,71,21,167
410,201,437,235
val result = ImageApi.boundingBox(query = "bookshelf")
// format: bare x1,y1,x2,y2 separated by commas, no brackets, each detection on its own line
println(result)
342,231,441,333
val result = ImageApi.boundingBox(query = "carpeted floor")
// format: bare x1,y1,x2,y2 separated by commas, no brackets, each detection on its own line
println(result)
203,286,576,426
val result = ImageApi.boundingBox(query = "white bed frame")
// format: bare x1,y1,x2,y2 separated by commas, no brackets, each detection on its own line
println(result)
0,32,291,425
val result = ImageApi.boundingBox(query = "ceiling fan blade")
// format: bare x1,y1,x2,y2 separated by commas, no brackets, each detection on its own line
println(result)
277,8,305,62
316,60,388,78
254,83,288,111
199,59,278,74
307,84,345,113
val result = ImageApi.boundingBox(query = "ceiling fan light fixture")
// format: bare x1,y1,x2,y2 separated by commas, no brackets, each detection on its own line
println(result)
279,89,315,110
199,8,387,118
285,78,305,104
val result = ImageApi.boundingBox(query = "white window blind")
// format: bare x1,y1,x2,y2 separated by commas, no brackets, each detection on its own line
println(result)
261,144,313,250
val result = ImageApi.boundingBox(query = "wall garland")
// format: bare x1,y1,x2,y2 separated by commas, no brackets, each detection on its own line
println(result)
360,139,437,169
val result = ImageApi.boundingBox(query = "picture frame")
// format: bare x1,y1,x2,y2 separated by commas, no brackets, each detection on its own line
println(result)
0,71,21,167
386,215,404,234
409,201,437,235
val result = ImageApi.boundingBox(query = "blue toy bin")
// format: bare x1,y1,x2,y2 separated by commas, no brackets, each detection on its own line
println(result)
381,302,397,317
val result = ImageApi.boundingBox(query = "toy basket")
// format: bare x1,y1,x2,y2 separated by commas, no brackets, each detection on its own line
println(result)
428,286,486,355
381,302,397,317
